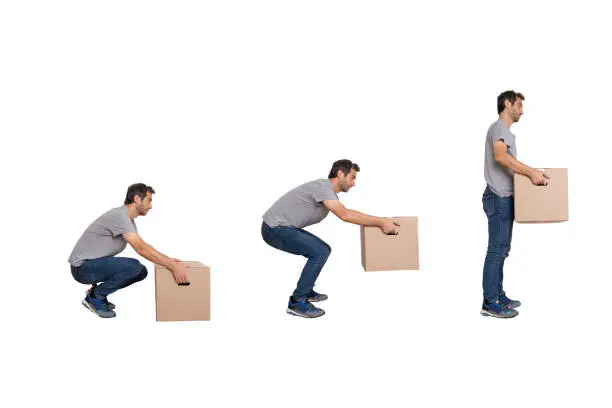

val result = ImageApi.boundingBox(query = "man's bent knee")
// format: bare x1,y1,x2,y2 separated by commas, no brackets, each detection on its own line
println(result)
135,264,148,281
486,244,509,258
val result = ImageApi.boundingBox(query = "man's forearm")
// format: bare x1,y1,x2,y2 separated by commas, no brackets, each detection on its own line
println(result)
137,244,176,270
343,209,384,227
496,153,534,177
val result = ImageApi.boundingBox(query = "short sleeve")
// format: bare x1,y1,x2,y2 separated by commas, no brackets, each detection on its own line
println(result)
491,122,511,147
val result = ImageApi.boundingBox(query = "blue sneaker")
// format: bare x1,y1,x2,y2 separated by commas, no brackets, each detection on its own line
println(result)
286,297,325,318
499,294,521,309
480,301,518,318
82,292,116,318
87,285,115,310
307,290,328,302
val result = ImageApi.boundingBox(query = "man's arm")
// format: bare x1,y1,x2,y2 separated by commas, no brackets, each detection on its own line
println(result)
493,140,549,185
123,232,189,283
323,200,399,234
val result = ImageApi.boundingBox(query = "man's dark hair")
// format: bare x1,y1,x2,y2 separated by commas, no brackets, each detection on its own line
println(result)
497,90,525,114
124,183,155,204
328,159,360,178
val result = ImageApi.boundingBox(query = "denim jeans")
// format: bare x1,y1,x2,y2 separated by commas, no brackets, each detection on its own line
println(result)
261,221,331,300
482,186,514,304
71,256,148,299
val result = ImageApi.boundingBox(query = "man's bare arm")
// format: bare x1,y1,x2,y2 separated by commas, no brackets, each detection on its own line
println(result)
493,140,549,185
123,232,189,283
323,200,399,234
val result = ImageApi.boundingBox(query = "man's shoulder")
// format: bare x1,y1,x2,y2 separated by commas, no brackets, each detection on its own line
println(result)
487,119,512,141
312,178,331,186
294,178,327,191
96,206,132,225
100,206,126,218
311,179,336,193
488,119,504,133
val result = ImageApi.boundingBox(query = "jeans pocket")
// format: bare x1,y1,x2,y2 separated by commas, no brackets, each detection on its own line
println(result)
483,194,495,217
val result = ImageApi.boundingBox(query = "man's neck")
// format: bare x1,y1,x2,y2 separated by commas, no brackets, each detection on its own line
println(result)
499,113,514,129
329,178,342,193
126,205,139,220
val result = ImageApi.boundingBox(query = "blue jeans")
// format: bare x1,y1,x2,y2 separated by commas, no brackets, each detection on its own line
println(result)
261,221,331,300
482,187,514,304
71,256,148,299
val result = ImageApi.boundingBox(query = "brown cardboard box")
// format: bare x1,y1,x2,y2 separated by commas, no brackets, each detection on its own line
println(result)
360,216,419,271
514,168,569,223
155,261,210,321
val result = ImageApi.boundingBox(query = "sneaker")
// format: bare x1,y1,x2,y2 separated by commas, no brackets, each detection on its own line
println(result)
499,294,521,309
480,301,518,318
82,292,116,318
87,285,115,310
307,290,328,302
286,296,325,318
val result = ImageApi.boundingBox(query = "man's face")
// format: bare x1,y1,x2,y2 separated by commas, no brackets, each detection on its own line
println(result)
507,98,524,122
134,192,153,216
339,168,358,192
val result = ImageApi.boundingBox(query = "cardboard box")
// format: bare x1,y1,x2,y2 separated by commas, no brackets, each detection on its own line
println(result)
155,261,210,321
360,216,419,271
514,168,569,223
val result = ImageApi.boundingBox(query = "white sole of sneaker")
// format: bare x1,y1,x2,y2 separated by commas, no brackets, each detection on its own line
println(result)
82,299,115,318
286,308,325,318
82,298,96,313
85,288,116,310
480,309,518,318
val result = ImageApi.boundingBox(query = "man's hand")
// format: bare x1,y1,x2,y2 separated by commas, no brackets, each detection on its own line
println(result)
170,262,190,284
529,169,551,186
122,232,189,283
381,218,400,235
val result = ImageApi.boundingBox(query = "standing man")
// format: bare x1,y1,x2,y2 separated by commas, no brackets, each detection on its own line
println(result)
69,183,189,318
261,159,400,319
481,91,549,318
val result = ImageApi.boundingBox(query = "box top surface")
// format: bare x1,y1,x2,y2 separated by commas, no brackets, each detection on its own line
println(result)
514,168,568,181
155,261,209,271
360,216,418,230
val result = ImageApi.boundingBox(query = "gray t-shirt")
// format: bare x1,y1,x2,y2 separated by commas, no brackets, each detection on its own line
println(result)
263,179,339,228
68,206,138,267
484,119,518,197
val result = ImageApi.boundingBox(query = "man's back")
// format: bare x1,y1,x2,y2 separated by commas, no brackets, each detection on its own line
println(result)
263,179,338,229
68,206,137,267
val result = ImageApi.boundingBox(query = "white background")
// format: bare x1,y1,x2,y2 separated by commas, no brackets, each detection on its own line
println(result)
1,1,610,407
